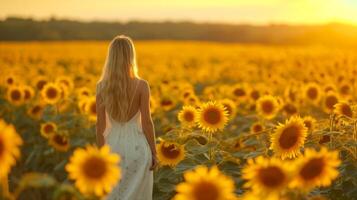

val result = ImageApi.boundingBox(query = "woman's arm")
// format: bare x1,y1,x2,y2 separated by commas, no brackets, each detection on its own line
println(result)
96,92,106,148
140,80,157,156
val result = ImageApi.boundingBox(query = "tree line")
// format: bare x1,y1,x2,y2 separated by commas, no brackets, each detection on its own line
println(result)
1,17,357,46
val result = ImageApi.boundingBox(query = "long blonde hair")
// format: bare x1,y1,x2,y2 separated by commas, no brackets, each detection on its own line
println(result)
97,35,139,122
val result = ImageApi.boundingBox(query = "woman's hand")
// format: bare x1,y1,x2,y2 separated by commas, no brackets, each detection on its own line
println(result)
149,154,159,171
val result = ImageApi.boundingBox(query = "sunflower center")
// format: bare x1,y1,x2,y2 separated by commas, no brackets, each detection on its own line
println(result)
24,90,31,100
161,144,180,159
37,80,47,90
161,99,173,106
253,124,263,133
82,156,107,179
340,85,350,95
192,181,220,200
234,88,245,97
183,111,194,122
53,134,68,145
7,77,14,84
258,166,285,188
32,106,42,114
307,88,318,99
203,108,221,125
341,105,353,118
319,135,330,144
11,90,21,101
183,92,191,98
44,124,54,133
325,96,338,109
299,158,325,180
250,90,260,100
46,87,58,99
278,125,300,149
283,104,297,115
262,101,274,114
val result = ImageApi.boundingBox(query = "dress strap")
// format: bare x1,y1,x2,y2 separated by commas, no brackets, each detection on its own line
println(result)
127,79,139,118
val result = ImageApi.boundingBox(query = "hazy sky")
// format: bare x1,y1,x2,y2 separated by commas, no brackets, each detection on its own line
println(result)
1,0,357,25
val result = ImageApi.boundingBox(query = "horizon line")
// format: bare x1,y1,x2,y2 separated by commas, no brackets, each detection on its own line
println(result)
1,15,357,27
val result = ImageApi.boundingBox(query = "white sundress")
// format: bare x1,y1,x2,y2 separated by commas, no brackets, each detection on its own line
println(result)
102,83,153,200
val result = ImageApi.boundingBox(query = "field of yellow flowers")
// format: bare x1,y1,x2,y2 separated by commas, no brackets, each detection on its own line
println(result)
0,41,357,200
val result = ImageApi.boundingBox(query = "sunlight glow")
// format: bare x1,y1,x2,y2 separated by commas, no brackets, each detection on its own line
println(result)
0,0,356,25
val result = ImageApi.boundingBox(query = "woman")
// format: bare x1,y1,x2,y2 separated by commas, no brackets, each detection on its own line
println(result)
95,35,158,200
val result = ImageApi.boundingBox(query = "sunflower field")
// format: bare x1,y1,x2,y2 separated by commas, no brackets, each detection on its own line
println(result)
0,41,357,200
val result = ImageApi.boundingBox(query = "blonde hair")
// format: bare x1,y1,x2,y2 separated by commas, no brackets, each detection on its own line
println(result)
97,35,139,122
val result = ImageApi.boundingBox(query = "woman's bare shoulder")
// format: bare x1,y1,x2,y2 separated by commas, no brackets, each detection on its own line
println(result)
136,78,150,90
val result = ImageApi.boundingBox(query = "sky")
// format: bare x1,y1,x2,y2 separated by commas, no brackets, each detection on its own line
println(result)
0,0,357,25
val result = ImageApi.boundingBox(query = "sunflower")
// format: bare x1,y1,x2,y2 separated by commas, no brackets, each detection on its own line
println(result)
304,83,321,104
40,122,58,138
219,98,237,119
0,119,23,178
174,165,237,200
6,85,24,106
55,75,74,92
256,95,280,119
22,85,35,102
156,141,185,167
196,101,228,133
338,82,352,99
270,116,308,159
65,144,121,197
250,122,265,134
184,95,201,106
34,75,48,90
334,101,354,118
3,74,17,86
322,91,339,113
41,82,62,105
181,89,195,100
48,132,70,152
231,84,248,102
160,96,176,111
302,116,317,133
27,103,45,120
249,88,261,102
281,103,298,116
289,147,341,190
178,105,198,128
242,156,291,200
84,96,97,122
76,87,92,99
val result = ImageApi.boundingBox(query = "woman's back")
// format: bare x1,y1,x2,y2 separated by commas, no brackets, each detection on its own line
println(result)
101,78,154,200
95,35,156,200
